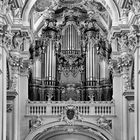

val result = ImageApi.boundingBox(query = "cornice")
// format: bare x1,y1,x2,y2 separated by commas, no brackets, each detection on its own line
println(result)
123,89,134,100
7,90,18,100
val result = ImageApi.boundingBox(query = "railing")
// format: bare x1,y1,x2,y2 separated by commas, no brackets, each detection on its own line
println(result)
30,78,58,86
61,50,81,55
84,78,112,87
26,100,115,116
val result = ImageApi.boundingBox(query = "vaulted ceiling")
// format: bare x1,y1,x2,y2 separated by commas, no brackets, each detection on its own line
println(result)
21,0,121,38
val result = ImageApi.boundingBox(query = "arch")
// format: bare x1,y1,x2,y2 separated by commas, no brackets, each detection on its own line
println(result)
25,121,114,140
21,0,121,28
34,13,109,34
34,129,104,140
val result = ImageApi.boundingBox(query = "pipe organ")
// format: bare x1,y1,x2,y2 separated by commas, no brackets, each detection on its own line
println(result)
29,7,112,102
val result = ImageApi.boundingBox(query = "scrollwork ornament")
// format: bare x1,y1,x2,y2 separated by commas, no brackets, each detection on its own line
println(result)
108,59,120,74
7,104,13,113
9,56,23,71
10,75,18,91
128,103,134,112
122,73,131,92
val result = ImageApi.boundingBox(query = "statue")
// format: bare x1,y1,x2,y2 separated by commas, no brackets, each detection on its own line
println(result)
97,115,111,130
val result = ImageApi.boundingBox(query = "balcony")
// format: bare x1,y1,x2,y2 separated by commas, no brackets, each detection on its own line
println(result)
26,99,115,117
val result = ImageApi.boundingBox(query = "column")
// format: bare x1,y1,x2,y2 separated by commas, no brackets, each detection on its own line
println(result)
0,38,7,140
19,68,29,140
10,51,21,140
7,101,14,140
134,34,140,140
122,94,128,140
112,71,123,140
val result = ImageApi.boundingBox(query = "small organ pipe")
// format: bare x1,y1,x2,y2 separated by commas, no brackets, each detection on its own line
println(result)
33,58,41,78
46,44,49,78
49,39,52,80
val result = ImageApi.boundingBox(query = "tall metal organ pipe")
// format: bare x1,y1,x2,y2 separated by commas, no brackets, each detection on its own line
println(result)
32,58,42,79
62,24,80,50
86,31,97,81
44,36,56,81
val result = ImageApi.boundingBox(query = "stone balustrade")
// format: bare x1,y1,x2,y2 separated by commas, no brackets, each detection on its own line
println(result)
26,100,115,116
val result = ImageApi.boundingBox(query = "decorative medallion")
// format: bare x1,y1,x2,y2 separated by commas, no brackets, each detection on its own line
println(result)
66,108,75,120
60,104,83,125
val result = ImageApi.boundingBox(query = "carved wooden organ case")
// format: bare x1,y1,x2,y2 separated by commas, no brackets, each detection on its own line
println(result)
29,7,112,102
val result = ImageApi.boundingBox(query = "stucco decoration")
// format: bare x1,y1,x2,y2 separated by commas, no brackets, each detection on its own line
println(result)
128,103,134,112
30,116,43,130
96,115,111,130
7,103,13,113
60,103,83,125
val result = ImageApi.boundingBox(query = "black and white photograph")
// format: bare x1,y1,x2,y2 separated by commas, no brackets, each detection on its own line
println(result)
0,0,137,140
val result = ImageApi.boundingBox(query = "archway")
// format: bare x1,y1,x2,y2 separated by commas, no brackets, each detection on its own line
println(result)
25,121,114,140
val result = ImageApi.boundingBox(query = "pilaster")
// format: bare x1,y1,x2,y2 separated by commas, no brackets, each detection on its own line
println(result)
109,29,134,140
134,27,140,140
0,33,8,140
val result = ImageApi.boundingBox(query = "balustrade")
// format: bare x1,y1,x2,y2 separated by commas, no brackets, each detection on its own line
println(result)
26,100,115,116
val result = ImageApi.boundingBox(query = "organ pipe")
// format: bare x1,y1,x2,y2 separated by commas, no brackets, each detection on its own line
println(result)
62,24,80,50
32,58,42,78
86,31,97,81
44,38,56,80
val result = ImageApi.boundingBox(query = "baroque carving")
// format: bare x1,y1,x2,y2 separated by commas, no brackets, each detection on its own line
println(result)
96,116,112,130
8,55,30,78
30,116,43,130
109,54,133,91
7,103,13,112
113,30,137,54
109,54,133,72
61,84,81,101
0,25,12,50
60,104,83,125
12,31,30,51
46,88,55,101
128,103,134,112
9,56,23,69
12,31,23,50
57,51,85,77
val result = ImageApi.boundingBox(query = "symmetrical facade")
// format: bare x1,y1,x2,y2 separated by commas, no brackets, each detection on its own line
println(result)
0,0,139,140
